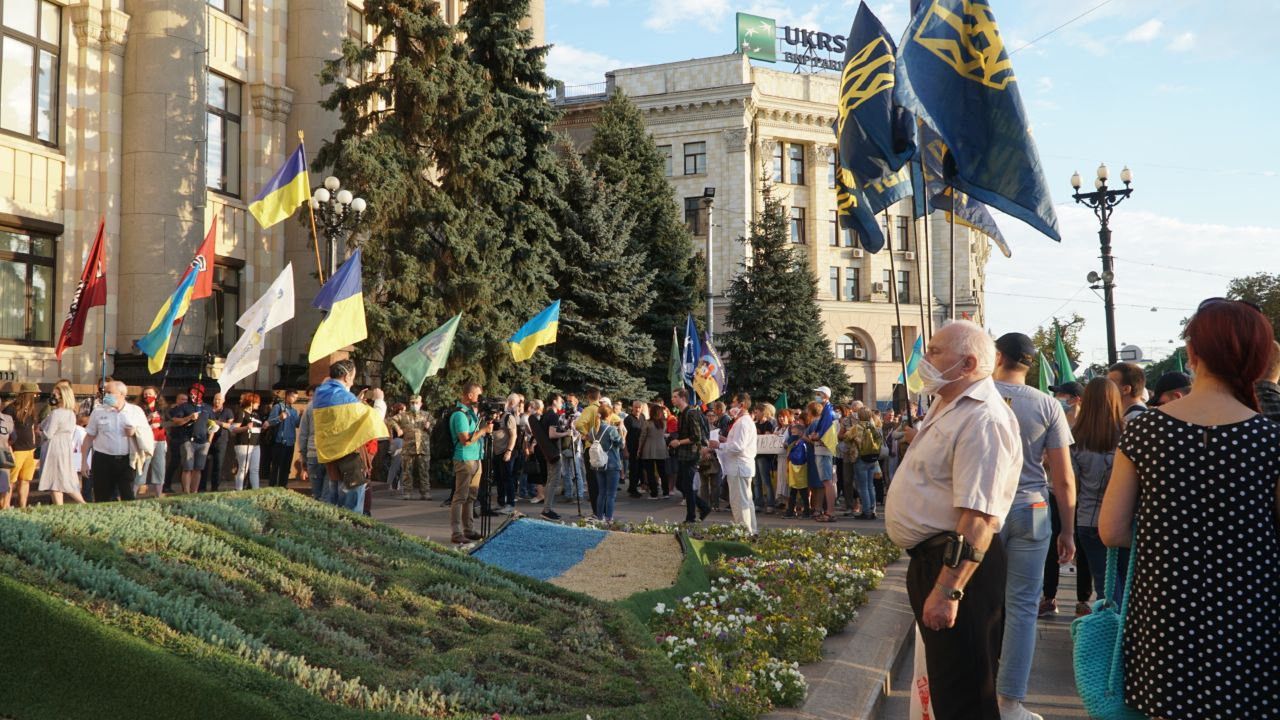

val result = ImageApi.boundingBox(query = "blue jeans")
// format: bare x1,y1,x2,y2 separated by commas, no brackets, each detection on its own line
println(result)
998,503,1051,700
307,459,325,501
322,478,344,506
1078,526,1128,604
753,456,776,509
341,483,366,513
854,458,879,516
598,466,620,520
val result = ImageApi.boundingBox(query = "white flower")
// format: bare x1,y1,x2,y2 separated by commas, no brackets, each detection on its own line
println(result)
654,603,666,614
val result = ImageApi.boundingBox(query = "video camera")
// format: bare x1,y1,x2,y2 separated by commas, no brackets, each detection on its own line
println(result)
476,398,507,419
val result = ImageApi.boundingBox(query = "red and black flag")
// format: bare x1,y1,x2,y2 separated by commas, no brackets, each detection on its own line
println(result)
55,217,108,360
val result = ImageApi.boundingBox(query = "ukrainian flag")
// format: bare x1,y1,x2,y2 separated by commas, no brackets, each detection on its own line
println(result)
897,335,926,394
136,268,199,374
249,144,311,228
312,377,389,464
308,249,367,363
509,300,559,362
810,402,840,455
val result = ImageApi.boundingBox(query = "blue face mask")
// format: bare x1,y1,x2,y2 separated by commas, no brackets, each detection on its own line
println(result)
103,394,118,408
1059,399,1072,413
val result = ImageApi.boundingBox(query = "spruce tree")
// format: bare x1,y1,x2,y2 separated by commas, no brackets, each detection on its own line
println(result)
545,147,656,399
720,186,851,404
315,0,537,407
585,91,701,394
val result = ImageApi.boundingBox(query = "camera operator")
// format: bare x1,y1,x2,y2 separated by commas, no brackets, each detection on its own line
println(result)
449,382,491,544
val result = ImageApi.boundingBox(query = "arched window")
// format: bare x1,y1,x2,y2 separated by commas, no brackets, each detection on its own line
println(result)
835,334,868,361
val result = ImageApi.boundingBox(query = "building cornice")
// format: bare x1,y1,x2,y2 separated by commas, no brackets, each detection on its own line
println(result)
249,83,295,124
69,3,130,56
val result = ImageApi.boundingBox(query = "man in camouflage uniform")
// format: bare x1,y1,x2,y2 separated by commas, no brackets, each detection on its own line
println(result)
389,395,433,500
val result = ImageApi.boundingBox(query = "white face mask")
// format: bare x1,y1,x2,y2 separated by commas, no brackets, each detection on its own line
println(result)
918,358,965,395
410,403,421,412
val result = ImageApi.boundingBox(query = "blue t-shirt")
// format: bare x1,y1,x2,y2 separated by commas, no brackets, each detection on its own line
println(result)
169,402,213,444
994,380,1074,508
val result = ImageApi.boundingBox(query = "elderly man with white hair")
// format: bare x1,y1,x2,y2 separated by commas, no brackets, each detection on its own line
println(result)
82,381,150,502
884,320,1023,720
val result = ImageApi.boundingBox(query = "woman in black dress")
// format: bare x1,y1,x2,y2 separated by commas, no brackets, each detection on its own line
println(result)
1100,298,1279,719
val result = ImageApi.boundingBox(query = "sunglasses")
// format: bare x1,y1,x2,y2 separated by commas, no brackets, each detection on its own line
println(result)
1197,297,1263,314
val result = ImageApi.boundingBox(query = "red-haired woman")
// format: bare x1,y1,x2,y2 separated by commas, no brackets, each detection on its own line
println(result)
231,392,263,491
1100,298,1279,718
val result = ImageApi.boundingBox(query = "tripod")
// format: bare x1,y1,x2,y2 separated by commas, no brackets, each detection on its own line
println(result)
479,428,496,538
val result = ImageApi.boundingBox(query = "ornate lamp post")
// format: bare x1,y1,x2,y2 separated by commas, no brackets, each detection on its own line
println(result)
1071,163,1133,367
309,175,367,278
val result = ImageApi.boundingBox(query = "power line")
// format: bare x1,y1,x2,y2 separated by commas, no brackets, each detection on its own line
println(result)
1111,256,1236,280
985,289,1195,312
1009,0,1116,55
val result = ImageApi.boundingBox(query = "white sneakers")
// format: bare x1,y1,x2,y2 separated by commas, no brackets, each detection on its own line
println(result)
998,698,1043,720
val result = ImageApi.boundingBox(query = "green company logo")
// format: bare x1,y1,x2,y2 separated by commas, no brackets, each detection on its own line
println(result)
736,12,776,63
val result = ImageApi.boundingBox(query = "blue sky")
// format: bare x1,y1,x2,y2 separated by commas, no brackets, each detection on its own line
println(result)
546,0,1280,366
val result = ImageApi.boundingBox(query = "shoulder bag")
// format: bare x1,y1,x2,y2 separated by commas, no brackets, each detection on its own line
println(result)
1070,527,1145,719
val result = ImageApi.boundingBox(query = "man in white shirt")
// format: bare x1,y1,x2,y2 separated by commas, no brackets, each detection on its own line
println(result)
884,320,1023,720
708,392,759,534
82,381,149,502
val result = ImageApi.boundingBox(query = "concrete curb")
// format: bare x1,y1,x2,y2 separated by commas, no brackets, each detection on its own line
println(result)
765,557,914,720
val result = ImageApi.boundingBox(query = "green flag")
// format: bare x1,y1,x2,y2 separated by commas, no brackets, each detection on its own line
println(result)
1175,349,1185,373
391,313,461,394
1053,327,1076,383
1037,351,1054,394
775,391,789,410
668,326,682,393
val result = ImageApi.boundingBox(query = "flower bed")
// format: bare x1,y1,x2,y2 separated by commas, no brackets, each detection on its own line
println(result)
582,519,902,720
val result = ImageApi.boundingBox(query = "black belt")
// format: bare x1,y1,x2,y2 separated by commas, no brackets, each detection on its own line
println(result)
906,533,954,559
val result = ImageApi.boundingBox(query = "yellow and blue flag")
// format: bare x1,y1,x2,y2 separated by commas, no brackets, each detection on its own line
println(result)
692,334,726,405
312,377,389,464
895,0,1060,241
308,249,367,363
897,335,926,394
136,267,198,374
833,2,915,254
510,300,559,362
809,401,840,455
249,143,311,228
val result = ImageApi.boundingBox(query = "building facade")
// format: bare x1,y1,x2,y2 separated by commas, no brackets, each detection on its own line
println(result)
553,53,990,404
0,0,543,391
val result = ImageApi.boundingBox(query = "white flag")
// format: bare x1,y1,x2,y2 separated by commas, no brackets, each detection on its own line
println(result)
217,264,295,394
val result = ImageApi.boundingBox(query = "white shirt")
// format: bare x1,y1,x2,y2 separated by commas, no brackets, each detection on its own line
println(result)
884,376,1023,550
715,413,758,477
86,403,148,456
373,399,388,421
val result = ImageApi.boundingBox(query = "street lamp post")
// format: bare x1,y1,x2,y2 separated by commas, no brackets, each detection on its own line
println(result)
1071,163,1133,367
309,175,368,278
702,186,716,339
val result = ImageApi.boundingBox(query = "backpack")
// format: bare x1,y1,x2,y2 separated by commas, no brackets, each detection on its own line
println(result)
588,426,609,469
857,422,883,457
429,407,462,464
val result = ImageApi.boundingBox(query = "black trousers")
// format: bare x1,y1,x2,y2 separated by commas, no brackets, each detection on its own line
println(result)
639,459,668,497
585,465,600,516
676,459,708,522
268,444,294,488
201,436,228,492
1044,492,1062,599
906,535,1007,720
91,452,135,502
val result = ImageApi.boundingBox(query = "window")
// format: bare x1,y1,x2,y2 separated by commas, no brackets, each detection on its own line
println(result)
204,260,241,356
345,5,365,82
789,207,805,244
789,144,805,185
0,227,55,345
883,269,893,298
206,72,242,196
897,270,911,303
896,216,910,252
850,383,866,403
207,0,242,20
829,267,840,299
683,141,706,175
0,0,60,144
827,153,836,189
843,226,858,248
771,143,783,183
658,145,672,176
844,267,859,301
684,196,706,236
891,326,903,362
828,211,839,247
835,334,866,362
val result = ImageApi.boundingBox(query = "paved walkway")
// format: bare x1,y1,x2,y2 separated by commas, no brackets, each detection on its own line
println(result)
879,566,1088,719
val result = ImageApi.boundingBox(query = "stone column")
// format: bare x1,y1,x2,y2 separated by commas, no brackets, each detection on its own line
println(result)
119,0,205,354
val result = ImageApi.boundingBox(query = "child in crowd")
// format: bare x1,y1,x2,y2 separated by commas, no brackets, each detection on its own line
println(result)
783,422,810,518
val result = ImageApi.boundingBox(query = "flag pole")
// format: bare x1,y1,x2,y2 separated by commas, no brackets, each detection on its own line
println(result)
913,159,932,340
885,210,913,422
299,130,325,285
947,202,957,321
100,302,108,389
158,316,188,395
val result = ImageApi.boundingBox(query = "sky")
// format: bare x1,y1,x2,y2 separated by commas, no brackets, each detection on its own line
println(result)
545,0,1280,367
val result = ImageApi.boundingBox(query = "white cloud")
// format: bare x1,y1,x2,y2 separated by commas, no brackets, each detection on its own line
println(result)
1123,19,1163,43
1036,76,1053,93
743,1,824,34
984,206,1275,365
644,0,732,31
1167,31,1195,52
545,43,630,89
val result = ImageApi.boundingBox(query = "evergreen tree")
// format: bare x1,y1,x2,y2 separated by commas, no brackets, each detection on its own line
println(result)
720,186,850,404
315,0,551,407
585,91,701,393
545,148,656,399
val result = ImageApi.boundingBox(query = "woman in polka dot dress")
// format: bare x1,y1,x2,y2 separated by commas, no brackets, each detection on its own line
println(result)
1100,299,1280,719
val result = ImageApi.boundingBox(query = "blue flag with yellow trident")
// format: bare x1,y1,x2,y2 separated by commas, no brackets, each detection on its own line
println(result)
895,0,1061,242
833,2,916,253
913,121,1011,257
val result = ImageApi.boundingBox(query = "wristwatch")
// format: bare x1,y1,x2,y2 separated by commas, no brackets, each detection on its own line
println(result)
936,584,964,601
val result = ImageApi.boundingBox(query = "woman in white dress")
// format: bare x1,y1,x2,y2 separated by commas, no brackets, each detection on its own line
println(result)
38,383,86,505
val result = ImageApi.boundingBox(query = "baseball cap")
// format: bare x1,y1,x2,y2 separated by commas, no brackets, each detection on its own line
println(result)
1050,381,1084,398
994,333,1036,367
812,386,832,398
1151,371,1192,400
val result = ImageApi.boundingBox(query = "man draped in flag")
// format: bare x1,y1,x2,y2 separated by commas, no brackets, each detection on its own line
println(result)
692,334,726,405
312,358,388,511
56,217,108,360
249,143,311,228
895,0,1061,241
218,264,295,394
509,301,559,362
135,219,217,374
309,249,367,364
807,386,840,521
392,314,461,393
